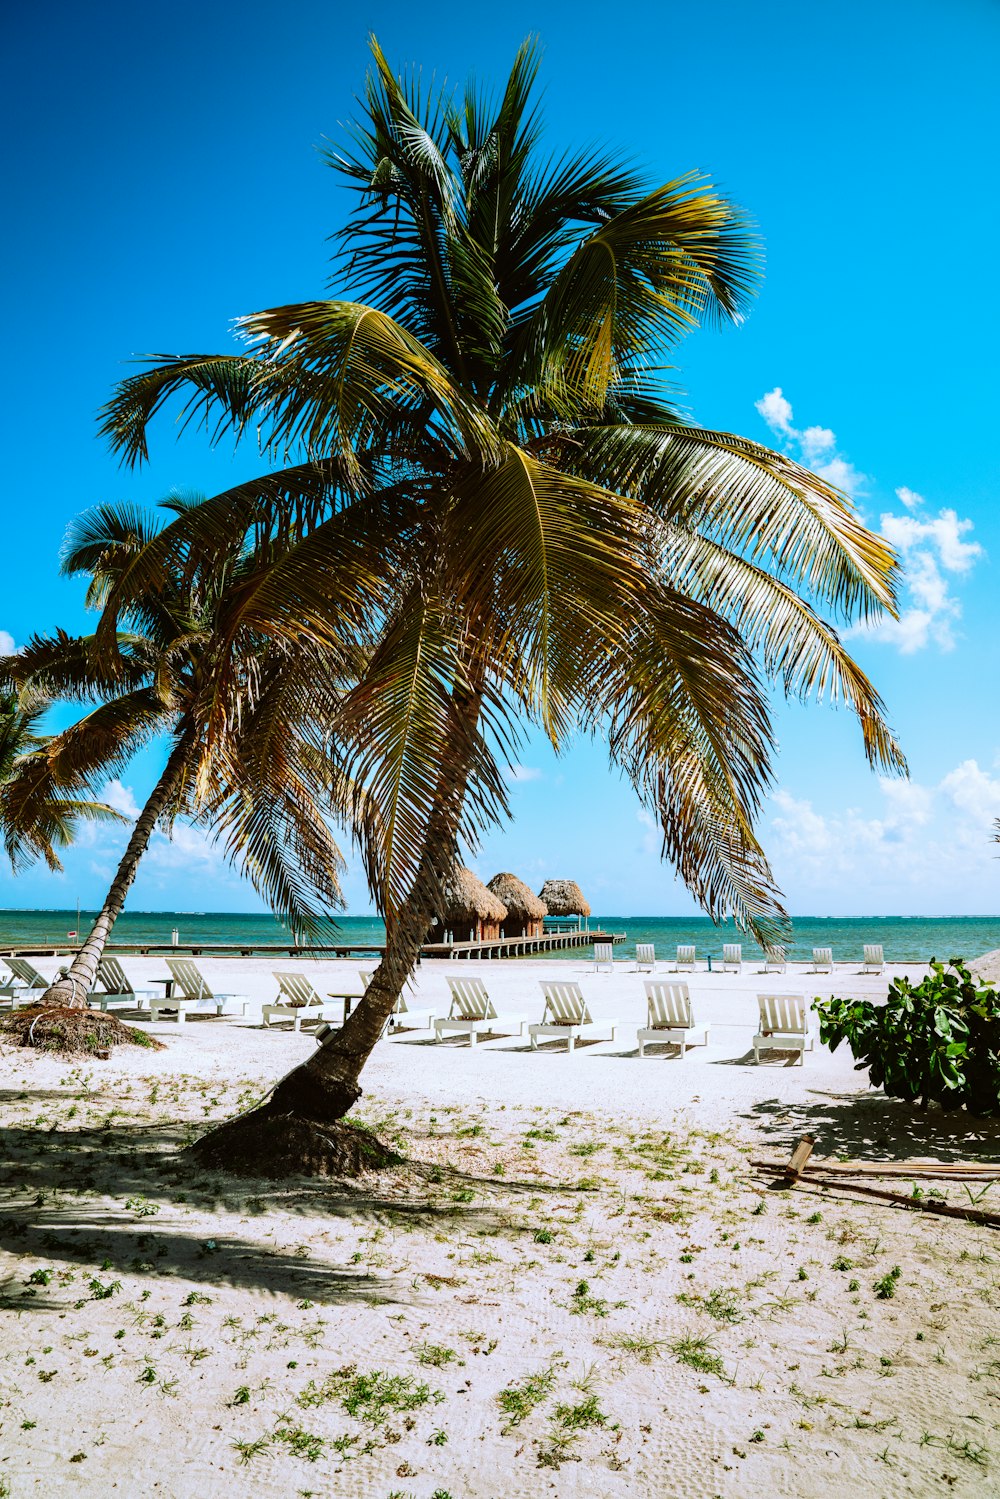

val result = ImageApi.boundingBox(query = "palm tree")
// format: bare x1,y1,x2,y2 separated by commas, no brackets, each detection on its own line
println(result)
98,39,904,1161
3,499,354,1006
0,685,126,872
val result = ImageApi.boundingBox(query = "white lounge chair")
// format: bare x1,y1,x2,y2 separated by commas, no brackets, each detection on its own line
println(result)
638,981,709,1057
530,980,618,1054
387,971,435,1032
593,942,615,973
812,947,833,973
634,943,656,973
763,945,787,973
263,971,347,1031
862,944,885,974
434,977,526,1046
675,945,696,971
721,943,742,974
88,956,155,1010
1,957,48,1005
149,959,248,1022
753,994,814,1064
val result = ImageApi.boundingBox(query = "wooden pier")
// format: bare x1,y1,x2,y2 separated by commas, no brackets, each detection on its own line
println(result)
1,931,626,962
421,929,624,960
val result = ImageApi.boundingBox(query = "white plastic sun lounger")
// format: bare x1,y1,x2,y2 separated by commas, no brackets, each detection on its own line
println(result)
634,943,656,973
862,944,885,974
593,942,615,973
263,971,348,1031
753,994,814,1064
434,976,526,1045
675,945,696,972
812,947,834,973
637,981,709,1057
529,980,618,1054
387,975,435,1033
87,956,156,1010
148,959,248,1022
763,945,787,974
721,943,742,974
1,957,48,1005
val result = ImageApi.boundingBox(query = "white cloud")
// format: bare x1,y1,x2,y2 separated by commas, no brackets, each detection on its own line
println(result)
853,506,985,654
102,779,140,818
505,765,543,784
755,386,796,436
895,485,924,511
754,387,866,496
0,630,16,656
768,757,1000,909
799,425,836,462
755,388,982,655
940,759,1000,825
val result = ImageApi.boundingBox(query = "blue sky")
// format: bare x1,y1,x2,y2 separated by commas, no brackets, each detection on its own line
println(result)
2,0,999,916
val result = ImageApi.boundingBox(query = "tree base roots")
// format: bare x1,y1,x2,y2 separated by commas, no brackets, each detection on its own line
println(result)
188,1106,402,1179
0,1004,166,1057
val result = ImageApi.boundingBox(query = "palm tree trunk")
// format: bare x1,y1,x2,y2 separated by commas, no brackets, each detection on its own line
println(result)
41,737,193,1007
264,677,484,1123
268,840,450,1120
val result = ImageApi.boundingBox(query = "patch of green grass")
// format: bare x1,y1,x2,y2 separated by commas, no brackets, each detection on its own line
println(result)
670,1334,726,1378
233,1435,271,1465
88,1277,122,1300
553,1393,606,1431
874,1266,902,1300
497,1364,558,1431
272,1423,325,1462
601,1333,664,1364
125,1196,160,1217
298,1367,438,1427
678,1286,743,1324
414,1343,458,1368
570,1279,609,1317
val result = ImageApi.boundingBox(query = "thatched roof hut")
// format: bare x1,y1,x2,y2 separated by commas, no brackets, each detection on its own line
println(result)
428,867,508,943
538,878,591,919
487,873,548,938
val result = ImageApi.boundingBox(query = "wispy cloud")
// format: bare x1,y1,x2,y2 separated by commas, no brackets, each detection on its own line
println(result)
768,758,1000,908
504,765,543,784
756,388,982,654
102,779,140,818
0,630,17,656
755,387,865,496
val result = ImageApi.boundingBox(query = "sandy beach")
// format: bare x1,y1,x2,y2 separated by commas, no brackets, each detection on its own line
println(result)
2,954,1000,1497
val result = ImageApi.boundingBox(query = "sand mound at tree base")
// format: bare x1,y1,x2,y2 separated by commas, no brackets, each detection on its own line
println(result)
189,1106,402,1178
0,1004,165,1057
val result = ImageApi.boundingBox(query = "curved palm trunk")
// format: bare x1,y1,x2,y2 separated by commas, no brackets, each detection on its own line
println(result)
265,682,484,1123
269,844,449,1120
41,738,193,1007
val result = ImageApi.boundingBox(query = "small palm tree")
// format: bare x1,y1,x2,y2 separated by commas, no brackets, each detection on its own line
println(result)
0,685,125,872
99,39,904,1157
4,499,353,1005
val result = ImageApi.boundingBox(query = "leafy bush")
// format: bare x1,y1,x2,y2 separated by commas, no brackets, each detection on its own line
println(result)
813,959,1000,1115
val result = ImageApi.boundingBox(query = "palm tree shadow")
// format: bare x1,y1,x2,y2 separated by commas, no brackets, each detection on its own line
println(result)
742,1091,1000,1162
0,1119,535,1314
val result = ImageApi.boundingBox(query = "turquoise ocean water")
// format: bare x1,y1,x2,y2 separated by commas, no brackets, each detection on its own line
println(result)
1,910,999,963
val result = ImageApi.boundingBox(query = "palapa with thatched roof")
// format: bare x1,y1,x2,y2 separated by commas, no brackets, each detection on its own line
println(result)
487,872,548,939
537,878,591,928
427,867,508,944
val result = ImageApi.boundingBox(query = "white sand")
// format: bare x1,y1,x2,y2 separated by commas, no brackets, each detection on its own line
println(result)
2,955,999,1497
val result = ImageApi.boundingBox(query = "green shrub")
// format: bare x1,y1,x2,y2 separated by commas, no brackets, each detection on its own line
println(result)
813,959,1000,1115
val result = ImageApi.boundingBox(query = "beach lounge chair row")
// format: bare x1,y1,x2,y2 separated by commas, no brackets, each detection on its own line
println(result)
594,942,887,974
432,977,814,1062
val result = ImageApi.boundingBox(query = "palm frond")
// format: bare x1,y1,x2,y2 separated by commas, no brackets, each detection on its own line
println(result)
575,422,899,618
